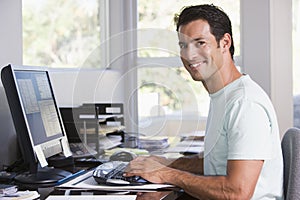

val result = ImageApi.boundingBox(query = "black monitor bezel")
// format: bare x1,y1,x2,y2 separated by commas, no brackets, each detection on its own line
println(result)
1,64,69,173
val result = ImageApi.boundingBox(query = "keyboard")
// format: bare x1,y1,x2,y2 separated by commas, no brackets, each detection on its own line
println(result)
92,161,148,185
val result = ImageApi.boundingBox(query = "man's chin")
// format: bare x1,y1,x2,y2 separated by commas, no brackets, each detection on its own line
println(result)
191,76,203,82
189,72,203,81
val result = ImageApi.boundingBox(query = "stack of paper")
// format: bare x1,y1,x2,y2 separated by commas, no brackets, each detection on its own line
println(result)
104,147,149,157
46,195,137,200
138,136,169,151
0,184,18,196
0,190,40,200
165,131,205,154
165,139,204,154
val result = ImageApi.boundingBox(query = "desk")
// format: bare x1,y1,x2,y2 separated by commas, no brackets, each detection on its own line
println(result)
46,188,197,200
42,164,198,200
37,160,197,200
13,134,203,200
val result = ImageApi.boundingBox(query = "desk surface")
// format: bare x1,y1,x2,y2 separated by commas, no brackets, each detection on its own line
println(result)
40,164,197,200
46,189,197,200
12,135,203,200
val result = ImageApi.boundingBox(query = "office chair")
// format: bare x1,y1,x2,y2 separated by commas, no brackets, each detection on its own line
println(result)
281,127,300,200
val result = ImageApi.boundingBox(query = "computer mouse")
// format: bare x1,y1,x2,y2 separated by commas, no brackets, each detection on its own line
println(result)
109,150,137,162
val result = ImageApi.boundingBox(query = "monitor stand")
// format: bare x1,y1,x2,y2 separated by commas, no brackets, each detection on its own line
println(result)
14,167,72,189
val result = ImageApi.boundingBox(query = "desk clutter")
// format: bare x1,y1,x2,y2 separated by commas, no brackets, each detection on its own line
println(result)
0,190,40,200
54,169,174,191
165,131,205,154
138,136,169,151
0,100,203,199
46,195,138,200
60,103,126,156
0,181,40,200
60,103,199,159
0,66,197,199
0,183,18,196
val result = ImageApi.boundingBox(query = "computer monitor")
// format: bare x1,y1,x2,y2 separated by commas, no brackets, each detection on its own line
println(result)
1,64,72,188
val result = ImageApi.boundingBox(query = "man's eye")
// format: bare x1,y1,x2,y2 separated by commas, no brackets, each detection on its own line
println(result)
196,41,205,47
179,43,187,49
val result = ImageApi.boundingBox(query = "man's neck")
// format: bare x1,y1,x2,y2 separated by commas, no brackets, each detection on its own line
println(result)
203,61,242,94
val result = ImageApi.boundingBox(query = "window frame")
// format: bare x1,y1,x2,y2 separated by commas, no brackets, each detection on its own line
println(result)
127,0,242,132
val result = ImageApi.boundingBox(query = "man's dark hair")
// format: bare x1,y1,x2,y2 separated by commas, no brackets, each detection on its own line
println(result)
174,4,235,60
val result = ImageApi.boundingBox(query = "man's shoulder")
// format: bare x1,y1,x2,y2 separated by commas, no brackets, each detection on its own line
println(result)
225,75,269,104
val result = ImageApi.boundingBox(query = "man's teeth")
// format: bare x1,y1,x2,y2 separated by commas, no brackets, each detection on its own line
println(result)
190,63,201,68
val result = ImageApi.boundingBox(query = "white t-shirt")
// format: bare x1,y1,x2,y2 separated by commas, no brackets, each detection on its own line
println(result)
204,75,284,200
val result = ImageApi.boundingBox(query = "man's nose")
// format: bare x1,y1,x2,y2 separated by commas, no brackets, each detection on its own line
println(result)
184,44,198,61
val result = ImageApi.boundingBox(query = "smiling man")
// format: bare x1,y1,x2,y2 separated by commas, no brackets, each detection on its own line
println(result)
125,4,284,199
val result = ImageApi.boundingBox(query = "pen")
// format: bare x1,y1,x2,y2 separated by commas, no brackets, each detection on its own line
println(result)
56,169,86,185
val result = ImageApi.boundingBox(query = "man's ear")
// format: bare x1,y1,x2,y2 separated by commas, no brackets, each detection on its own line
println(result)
221,33,232,53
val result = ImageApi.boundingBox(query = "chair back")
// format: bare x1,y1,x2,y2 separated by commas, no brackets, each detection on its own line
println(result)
281,127,300,199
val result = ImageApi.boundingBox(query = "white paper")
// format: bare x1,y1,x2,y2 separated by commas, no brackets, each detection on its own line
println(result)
179,130,205,137
79,114,95,119
165,140,204,154
174,140,204,146
61,137,72,157
34,145,48,167
165,146,204,154
1,190,40,200
46,195,137,200
106,107,121,113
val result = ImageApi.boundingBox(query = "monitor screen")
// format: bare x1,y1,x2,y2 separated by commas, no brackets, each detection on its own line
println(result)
1,64,72,174
15,70,63,147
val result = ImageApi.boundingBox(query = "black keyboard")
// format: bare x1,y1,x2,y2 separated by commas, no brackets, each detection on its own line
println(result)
93,161,148,186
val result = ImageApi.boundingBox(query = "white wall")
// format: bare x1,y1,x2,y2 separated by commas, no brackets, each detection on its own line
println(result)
0,0,23,169
269,0,293,136
241,0,293,136
0,1,22,67
49,69,124,107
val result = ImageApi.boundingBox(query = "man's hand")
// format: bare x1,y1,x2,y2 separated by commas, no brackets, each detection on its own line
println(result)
124,156,173,184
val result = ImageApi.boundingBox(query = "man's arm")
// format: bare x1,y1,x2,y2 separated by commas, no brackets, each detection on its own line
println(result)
144,154,204,174
167,154,204,175
126,157,263,200
168,160,263,199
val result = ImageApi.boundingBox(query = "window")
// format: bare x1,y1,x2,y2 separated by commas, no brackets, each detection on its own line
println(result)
22,1,242,134
137,0,240,57
22,0,105,69
137,0,241,134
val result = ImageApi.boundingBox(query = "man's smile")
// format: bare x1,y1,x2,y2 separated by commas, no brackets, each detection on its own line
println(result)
189,61,206,69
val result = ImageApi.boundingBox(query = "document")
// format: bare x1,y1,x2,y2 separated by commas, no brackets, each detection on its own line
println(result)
0,190,40,200
46,195,137,200
165,140,204,154
55,170,174,192
165,130,205,154
0,184,18,195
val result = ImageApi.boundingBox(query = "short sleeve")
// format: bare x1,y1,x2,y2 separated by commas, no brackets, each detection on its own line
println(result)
225,100,273,160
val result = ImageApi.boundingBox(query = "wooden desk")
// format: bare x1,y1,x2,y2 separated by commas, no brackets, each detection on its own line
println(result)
46,189,198,200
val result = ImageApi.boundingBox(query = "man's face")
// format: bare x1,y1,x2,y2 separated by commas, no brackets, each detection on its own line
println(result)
178,19,224,82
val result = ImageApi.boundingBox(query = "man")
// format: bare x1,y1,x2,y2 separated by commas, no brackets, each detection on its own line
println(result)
125,4,284,199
